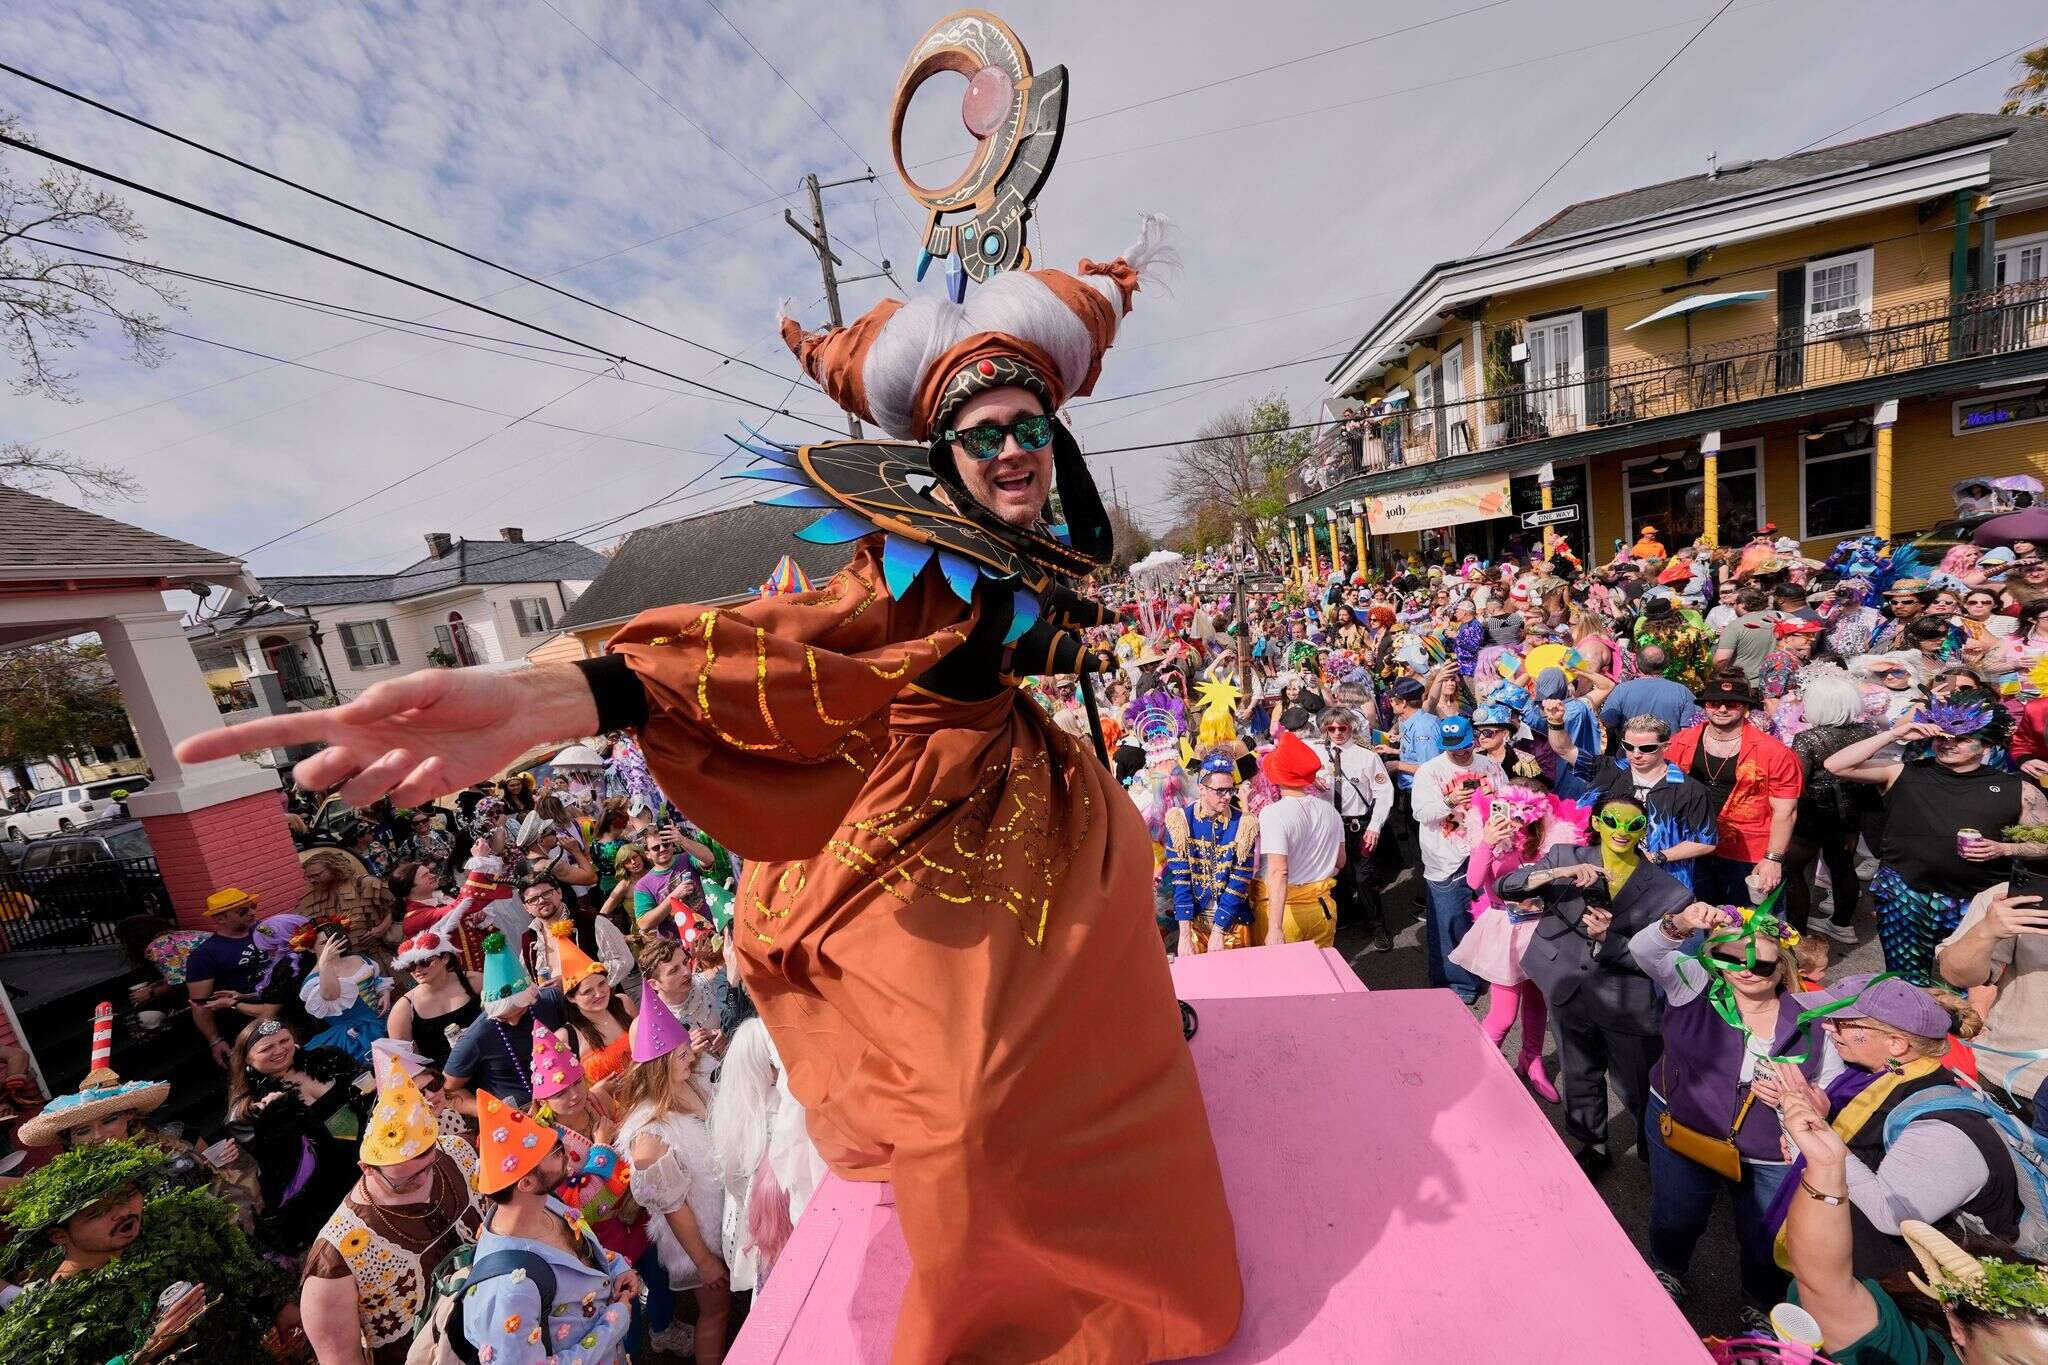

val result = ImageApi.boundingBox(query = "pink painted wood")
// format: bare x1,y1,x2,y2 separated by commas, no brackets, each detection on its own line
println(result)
731,954,1705,1363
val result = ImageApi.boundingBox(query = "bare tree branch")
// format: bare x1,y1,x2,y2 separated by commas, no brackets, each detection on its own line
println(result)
1162,393,1311,571
0,441,141,501
1,112,182,402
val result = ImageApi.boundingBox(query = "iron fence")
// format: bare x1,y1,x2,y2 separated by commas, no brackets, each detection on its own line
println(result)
1292,280,2048,502
0,853,167,951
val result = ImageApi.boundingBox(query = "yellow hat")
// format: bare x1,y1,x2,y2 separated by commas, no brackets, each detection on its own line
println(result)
359,1067,438,1167
205,887,258,916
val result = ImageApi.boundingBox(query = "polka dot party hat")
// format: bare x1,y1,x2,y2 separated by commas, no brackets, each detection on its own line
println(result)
359,1064,439,1167
474,1089,559,1194
530,1019,585,1101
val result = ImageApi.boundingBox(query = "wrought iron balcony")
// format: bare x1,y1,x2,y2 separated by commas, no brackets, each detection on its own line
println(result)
1294,281,2048,502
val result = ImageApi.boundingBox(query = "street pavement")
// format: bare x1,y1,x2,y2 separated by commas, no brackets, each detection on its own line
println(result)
1329,863,1886,1338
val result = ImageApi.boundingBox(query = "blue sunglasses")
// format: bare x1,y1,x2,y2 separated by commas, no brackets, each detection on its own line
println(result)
944,414,1056,460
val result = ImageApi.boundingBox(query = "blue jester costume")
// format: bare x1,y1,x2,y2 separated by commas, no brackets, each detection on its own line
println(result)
1163,754,1260,949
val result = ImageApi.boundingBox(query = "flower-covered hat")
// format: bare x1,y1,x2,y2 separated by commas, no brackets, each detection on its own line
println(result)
359,1065,439,1167
473,1089,558,1194
530,1021,585,1102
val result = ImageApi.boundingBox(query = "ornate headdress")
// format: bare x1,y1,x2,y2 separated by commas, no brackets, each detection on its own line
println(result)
729,12,1171,623
1912,692,2008,744
16,1003,169,1148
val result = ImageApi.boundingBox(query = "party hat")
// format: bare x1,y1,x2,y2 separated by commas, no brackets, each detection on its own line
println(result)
370,1037,430,1088
631,979,689,1063
479,929,535,1017
530,1020,585,1101
701,880,734,935
474,1089,559,1194
548,923,604,990
360,1066,439,1167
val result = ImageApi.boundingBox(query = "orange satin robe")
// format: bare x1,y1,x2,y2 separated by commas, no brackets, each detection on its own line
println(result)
610,539,1242,1362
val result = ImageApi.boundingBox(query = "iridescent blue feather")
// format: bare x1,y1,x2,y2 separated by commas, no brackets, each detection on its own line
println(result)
794,509,876,545
880,534,933,600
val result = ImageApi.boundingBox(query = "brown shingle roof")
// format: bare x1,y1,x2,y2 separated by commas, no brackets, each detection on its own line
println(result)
558,502,855,629
0,485,245,579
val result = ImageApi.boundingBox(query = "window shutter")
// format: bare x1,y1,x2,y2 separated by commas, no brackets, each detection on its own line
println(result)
340,626,365,670
376,620,398,665
1581,309,1608,424
1775,267,1805,386
539,598,554,631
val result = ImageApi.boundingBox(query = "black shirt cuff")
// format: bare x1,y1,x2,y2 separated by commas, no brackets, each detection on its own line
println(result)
574,654,648,732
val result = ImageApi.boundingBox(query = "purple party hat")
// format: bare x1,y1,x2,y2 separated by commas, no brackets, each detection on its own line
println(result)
631,977,689,1062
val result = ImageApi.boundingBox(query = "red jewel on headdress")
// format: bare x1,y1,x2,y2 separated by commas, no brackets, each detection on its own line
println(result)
977,358,996,377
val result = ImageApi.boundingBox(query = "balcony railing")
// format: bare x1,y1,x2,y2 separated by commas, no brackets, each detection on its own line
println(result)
1292,281,2048,501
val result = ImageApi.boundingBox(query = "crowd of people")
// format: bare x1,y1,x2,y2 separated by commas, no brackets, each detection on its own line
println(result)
1019,520,2048,1359
6,520,2048,1359
0,750,824,1363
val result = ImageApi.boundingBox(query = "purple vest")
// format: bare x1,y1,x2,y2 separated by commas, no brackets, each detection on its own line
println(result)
1658,992,1822,1162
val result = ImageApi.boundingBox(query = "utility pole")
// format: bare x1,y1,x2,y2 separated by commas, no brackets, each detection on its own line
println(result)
785,172,892,439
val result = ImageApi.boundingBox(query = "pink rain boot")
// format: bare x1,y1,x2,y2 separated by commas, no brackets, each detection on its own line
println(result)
1517,1046,1560,1104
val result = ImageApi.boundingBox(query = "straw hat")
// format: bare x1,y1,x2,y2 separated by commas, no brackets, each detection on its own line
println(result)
18,1002,169,1148
204,887,258,917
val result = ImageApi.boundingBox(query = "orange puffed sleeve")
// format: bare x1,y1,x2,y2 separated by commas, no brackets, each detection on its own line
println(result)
605,537,973,861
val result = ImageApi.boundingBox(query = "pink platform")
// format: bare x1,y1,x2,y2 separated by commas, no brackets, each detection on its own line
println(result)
730,942,1705,1363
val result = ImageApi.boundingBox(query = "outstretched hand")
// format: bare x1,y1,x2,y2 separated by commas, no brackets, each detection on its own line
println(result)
174,665,598,807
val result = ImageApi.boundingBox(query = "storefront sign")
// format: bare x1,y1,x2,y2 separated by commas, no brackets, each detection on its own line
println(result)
1366,476,1510,534
1954,389,2048,436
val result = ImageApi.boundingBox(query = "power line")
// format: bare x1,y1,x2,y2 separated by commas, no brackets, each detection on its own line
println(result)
25,235,841,421
1471,0,1736,253
1068,351,1348,408
1785,34,2048,155
533,0,895,279
17,185,794,447
0,62,811,388
0,129,840,432
701,0,867,173
1062,5,1779,173
1067,0,1519,128
240,370,607,556
124,314,782,456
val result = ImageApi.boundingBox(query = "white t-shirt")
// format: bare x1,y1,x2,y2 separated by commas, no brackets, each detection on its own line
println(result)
1410,751,1507,883
1260,794,1345,884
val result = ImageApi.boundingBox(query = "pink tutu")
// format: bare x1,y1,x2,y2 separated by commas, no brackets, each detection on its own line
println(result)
1449,906,1537,986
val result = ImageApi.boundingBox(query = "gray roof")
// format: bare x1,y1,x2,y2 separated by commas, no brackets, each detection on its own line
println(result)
559,502,854,630
0,485,245,579
258,537,609,608
1515,113,2048,244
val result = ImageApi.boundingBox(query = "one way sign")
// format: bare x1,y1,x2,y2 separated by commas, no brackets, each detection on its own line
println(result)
1520,506,1580,529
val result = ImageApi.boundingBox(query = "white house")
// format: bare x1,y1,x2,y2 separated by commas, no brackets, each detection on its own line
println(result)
187,528,607,709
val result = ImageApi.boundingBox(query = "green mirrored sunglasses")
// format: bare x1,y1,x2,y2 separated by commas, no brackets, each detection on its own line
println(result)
946,413,1056,460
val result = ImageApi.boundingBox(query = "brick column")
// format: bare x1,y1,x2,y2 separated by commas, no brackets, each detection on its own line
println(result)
95,610,305,924
141,792,306,928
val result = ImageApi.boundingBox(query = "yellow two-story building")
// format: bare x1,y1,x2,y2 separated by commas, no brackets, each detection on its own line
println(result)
1290,113,2048,573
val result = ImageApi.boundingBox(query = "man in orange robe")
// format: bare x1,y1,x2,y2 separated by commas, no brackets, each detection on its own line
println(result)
178,225,1243,1363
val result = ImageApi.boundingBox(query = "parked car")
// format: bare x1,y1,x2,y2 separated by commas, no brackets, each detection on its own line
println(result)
3,776,152,841
9,821,169,938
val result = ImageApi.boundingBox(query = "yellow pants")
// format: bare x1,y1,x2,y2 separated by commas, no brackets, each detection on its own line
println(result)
1274,877,1338,949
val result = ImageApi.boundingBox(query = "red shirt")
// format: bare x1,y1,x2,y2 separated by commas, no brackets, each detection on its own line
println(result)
1664,723,1803,863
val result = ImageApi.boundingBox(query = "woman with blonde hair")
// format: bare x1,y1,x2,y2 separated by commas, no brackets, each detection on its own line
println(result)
618,989,729,1363
1762,974,2019,1282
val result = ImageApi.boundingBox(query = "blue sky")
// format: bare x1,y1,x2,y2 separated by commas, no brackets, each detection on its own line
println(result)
2,0,2042,578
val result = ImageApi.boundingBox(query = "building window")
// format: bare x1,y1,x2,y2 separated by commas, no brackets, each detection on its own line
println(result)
337,620,399,670
434,611,481,667
1622,444,1762,548
512,596,555,635
1996,232,2047,289
1524,313,1584,432
1800,427,1874,540
1805,249,1872,330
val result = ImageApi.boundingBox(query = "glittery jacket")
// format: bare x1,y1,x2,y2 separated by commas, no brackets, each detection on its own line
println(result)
461,1200,635,1365
1162,804,1259,931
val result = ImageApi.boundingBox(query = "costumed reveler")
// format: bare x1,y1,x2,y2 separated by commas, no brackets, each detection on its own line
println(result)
1163,752,1259,954
0,1140,293,1364
581,199,1243,1357
175,15,1242,1359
